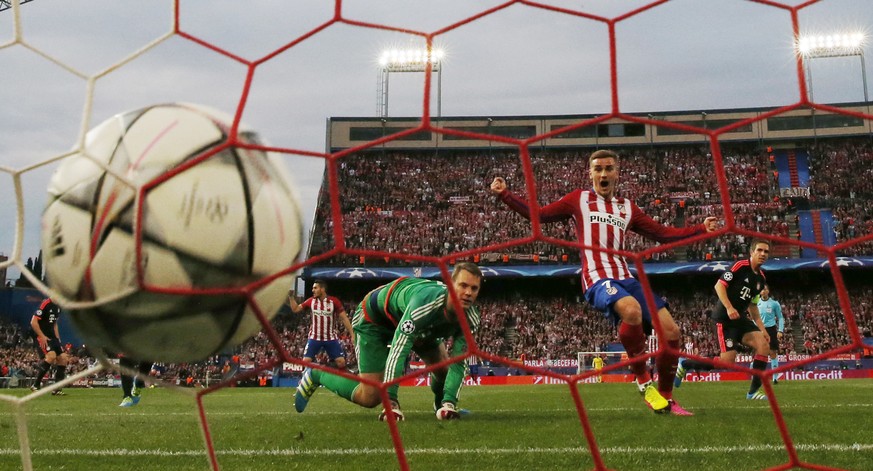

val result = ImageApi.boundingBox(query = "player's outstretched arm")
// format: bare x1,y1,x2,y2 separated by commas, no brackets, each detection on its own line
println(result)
632,209,719,243
490,176,575,223
490,177,507,195
702,216,718,232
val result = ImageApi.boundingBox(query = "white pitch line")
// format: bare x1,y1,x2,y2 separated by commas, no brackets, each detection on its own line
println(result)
19,401,873,418
1,443,872,458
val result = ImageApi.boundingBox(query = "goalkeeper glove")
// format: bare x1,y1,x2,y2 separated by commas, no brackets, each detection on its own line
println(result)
435,401,461,421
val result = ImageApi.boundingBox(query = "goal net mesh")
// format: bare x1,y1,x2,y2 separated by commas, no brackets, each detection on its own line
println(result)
1,1,870,470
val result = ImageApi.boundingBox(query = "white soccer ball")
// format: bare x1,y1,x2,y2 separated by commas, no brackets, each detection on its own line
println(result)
41,103,303,362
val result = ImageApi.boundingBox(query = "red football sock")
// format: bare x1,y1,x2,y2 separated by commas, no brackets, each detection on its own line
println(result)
657,339,681,399
619,322,650,384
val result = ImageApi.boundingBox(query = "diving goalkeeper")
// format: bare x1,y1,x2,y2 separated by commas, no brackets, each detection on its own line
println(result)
294,262,482,421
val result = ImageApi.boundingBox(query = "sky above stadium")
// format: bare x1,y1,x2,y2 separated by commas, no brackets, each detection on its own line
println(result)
1,0,873,280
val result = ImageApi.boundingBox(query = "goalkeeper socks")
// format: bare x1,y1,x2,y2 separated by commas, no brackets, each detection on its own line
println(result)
317,371,359,402
618,322,650,384
748,355,769,395
656,339,681,397
771,357,780,380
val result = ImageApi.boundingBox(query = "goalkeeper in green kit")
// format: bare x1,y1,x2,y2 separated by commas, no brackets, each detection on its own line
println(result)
294,262,483,421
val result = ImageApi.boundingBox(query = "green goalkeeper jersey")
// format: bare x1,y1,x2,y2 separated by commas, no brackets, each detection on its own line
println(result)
353,277,481,402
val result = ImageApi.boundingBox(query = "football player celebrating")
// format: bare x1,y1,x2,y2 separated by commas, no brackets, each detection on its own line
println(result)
294,262,482,421
289,279,354,370
675,240,772,399
491,149,716,415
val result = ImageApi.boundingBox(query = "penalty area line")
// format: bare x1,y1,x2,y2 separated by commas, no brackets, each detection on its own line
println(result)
2,443,872,458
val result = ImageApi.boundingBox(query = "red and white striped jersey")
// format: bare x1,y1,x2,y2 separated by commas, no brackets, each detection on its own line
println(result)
499,188,705,291
301,296,346,341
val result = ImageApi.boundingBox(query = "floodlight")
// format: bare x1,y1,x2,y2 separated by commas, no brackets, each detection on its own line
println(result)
797,32,865,58
796,30,870,135
377,47,445,117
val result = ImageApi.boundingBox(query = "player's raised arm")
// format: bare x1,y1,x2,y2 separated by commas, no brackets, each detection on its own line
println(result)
630,208,718,244
490,176,507,195
288,290,304,314
702,216,718,232
490,176,575,223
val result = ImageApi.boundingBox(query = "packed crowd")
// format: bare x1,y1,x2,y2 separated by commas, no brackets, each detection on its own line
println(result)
1,279,869,387
479,280,873,360
311,142,810,266
0,319,225,387
807,138,873,255
233,280,871,364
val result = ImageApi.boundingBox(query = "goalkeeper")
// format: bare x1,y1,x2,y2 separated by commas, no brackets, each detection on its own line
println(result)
294,262,483,421
592,354,604,383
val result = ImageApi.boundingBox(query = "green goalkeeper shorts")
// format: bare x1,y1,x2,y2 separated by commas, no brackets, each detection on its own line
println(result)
353,321,395,375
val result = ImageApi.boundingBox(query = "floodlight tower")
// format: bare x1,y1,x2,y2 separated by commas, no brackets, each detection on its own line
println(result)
378,47,443,118
797,32,868,104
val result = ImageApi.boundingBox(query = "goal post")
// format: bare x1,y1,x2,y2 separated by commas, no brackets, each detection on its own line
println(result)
576,351,628,375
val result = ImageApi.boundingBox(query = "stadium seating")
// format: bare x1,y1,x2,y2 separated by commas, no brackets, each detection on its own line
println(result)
2,280,870,383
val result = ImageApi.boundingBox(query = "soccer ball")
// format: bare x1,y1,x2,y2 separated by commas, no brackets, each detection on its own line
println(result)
41,103,303,362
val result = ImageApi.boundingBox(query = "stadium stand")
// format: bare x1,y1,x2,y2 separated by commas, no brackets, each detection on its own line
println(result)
4,138,873,385
2,276,871,386
308,141,820,266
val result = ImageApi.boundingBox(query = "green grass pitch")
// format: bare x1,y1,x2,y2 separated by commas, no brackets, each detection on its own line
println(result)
1,380,871,470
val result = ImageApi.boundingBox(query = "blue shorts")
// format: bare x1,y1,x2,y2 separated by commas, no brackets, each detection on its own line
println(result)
303,339,345,361
584,278,668,334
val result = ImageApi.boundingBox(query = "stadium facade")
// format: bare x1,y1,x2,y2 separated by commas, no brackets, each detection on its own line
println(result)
326,101,871,151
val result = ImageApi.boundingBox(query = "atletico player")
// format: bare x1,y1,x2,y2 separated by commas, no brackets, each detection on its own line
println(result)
491,149,717,415
295,263,482,421
289,279,354,370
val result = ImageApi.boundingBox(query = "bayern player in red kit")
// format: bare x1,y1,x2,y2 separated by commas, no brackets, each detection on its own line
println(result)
289,280,354,369
491,149,717,415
